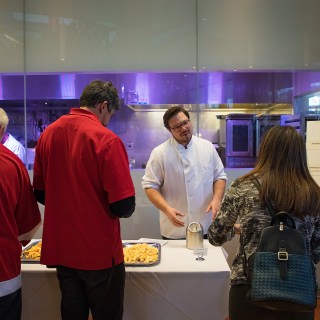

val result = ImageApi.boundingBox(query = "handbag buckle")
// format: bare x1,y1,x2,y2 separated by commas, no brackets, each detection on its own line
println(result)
278,251,288,260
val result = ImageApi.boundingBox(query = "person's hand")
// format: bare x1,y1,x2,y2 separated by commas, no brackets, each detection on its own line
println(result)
233,223,241,235
205,198,221,220
165,207,185,227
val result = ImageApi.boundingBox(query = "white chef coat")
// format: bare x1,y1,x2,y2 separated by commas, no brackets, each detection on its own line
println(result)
142,135,227,239
3,133,26,164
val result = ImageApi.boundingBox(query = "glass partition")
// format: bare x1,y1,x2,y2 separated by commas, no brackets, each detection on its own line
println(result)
0,71,296,169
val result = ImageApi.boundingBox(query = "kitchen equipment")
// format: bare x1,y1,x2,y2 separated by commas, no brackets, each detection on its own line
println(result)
226,114,257,168
281,114,301,133
256,114,281,153
129,158,136,169
281,113,320,141
186,222,204,250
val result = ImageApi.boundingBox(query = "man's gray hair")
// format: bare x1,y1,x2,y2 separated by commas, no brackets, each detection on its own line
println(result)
0,107,9,129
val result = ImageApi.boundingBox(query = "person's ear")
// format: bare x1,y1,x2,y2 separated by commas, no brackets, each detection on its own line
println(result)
102,101,109,113
98,101,105,114
105,101,112,113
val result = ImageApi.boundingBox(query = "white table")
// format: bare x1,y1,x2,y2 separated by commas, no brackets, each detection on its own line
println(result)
21,240,230,320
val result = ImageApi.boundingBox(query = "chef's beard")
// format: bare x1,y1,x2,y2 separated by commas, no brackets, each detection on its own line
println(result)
176,130,192,145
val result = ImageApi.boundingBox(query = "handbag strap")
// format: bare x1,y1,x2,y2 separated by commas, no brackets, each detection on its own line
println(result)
252,177,290,280
252,177,276,218
243,177,277,277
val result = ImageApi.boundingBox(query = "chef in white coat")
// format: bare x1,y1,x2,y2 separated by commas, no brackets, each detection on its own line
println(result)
142,106,227,239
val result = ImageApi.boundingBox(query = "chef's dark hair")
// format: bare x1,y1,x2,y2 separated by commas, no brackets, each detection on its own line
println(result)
80,80,120,112
163,106,190,130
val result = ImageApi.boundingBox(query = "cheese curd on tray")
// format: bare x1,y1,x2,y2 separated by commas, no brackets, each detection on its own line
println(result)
123,242,161,266
21,240,42,262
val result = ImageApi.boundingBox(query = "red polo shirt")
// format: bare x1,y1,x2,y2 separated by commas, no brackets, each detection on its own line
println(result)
0,145,41,285
33,108,135,270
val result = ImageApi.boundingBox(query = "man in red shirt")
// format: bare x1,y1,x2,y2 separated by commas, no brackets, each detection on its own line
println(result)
33,80,135,320
0,144,41,320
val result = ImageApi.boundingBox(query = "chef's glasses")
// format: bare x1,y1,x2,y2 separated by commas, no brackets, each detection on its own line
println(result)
169,119,190,132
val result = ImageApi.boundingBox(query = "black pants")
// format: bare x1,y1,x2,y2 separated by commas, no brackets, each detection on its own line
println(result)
229,284,314,320
0,288,22,320
56,263,125,320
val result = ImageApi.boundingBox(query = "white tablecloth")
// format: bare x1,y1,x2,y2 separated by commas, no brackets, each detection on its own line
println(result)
21,240,230,320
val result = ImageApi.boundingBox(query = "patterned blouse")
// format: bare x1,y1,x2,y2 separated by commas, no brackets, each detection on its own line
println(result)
207,178,320,285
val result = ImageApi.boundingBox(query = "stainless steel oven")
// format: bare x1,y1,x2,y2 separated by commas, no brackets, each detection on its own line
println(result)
256,115,281,153
226,114,256,168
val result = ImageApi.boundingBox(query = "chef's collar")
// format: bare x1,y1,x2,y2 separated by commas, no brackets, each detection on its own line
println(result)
173,135,193,150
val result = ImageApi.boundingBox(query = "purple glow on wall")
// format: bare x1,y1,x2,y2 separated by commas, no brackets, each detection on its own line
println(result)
207,72,223,104
60,73,75,98
135,73,150,104
0,71,318,103
293,71,320,96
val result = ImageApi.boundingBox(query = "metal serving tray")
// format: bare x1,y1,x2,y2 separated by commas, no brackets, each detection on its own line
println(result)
21,240,42,263
21,241,162,266
123,242,161,266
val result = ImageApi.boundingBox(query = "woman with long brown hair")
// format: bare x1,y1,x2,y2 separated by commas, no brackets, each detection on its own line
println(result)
208,125,320,320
